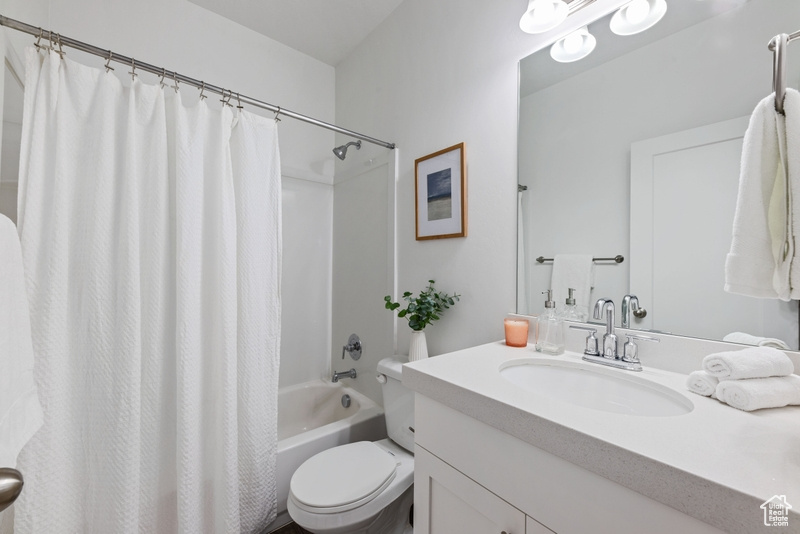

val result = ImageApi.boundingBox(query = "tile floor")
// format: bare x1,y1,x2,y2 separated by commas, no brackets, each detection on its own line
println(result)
269,521,312,534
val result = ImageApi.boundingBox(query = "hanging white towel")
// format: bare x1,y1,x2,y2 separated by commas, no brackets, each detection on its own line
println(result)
725,93,788,299
0,214,43,468
552,254,594,318
722,331,790,350
784,90,800,298
715,374,800,411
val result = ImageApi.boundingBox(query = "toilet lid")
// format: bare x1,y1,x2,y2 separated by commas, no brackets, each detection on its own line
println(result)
290,441,398,511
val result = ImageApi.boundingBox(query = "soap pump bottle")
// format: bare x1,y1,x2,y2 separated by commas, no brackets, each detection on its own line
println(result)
561,287,581,321
536,290,565,355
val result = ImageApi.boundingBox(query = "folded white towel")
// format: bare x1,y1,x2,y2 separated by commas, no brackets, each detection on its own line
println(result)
0,214,43,467
703,346,794,380
552,254,594,319
686,370,719,398
685,370,719,398
715,374,800,411
722,331,790,350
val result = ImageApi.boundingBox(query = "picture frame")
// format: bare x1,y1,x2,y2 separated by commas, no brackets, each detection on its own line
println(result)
415,142,467,240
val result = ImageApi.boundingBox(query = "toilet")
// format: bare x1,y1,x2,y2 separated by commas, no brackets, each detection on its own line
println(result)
287,358,415,534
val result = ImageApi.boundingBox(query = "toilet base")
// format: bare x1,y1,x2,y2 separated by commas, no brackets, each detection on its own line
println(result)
291,485,413,534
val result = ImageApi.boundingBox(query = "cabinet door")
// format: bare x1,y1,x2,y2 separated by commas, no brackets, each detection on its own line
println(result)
415,446,527,534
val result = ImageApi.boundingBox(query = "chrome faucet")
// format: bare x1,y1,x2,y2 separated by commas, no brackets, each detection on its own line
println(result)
570,297,660,372
621,295,647,328
332,368,357,382
593,298,618,359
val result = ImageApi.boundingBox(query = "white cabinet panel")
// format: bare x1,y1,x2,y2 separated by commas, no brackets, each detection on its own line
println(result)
415,446,527,534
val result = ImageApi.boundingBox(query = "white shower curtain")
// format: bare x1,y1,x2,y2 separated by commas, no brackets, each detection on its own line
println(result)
8,47,281,534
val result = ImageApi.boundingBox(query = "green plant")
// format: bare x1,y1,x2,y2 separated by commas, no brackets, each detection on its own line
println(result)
384,280,460,331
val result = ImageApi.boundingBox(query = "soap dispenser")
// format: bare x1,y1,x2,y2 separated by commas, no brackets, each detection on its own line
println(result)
561,288,581,321
536,290,565,355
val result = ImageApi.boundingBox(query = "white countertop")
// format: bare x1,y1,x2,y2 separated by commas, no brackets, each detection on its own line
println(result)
403,341,800,534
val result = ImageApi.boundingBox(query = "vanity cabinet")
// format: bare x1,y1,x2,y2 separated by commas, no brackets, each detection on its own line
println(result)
412,394,725,534
414,446,550,534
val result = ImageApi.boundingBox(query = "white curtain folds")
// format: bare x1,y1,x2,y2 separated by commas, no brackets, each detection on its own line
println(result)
9,47,281,534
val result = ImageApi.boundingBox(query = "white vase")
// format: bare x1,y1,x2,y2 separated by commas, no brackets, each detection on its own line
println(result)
409,330,429,362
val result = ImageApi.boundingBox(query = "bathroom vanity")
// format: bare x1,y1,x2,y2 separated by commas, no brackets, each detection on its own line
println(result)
403,333,800,534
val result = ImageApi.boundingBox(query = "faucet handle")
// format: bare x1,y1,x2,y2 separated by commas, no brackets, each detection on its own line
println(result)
569,325,599,356
622,334,659,363
632,307,647,319
342,333,362,360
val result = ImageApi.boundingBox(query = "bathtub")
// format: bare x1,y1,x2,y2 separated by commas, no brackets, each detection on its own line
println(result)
264,380,386,532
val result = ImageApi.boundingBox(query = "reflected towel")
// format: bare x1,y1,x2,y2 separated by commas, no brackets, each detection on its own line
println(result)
715,374,800,411
0,214,43,467
723,331,790,350
686,370,719,398
552,254,594,319
702,346,794,380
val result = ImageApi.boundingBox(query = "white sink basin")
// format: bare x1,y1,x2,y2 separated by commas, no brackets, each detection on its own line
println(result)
499,359,694,417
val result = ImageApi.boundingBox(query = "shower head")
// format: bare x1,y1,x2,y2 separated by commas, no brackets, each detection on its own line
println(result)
332,140,362,160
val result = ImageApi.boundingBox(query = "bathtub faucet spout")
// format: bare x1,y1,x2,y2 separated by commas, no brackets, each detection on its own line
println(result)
332,368,357,383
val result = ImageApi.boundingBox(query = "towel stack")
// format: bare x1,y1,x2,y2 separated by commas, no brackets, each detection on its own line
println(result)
686,347,800,411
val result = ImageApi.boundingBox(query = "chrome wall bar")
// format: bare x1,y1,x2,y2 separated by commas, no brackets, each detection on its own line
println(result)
535,255,624,264
0,14,396,150
769,29,800,115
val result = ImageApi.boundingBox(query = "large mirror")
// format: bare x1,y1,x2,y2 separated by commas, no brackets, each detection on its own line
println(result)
518,0,800,349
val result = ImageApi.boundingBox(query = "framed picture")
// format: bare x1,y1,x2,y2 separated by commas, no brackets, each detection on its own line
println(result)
415,143,467,240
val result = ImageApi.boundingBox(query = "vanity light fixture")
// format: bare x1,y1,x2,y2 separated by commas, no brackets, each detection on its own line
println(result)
550,26,596,62
519,0,569,34
610,0,667,36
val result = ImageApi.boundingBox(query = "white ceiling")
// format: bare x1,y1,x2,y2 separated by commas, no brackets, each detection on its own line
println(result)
187,0,406,66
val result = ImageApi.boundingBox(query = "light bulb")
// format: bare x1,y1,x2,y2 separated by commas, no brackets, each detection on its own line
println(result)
532,1,556,25
563,33,584,54
625,0,650,25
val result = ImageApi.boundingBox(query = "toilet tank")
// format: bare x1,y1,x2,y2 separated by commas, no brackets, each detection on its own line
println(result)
376,358,415,453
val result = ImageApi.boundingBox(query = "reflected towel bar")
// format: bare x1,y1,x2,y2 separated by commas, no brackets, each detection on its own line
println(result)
535,255,624,264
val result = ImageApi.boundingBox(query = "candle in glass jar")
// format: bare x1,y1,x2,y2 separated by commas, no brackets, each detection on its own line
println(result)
504,318,529,347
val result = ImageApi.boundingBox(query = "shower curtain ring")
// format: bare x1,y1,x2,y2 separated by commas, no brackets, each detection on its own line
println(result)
34,28,43,50
47,30,54,52
236,92,243,110
104,51,114,72
274,107,282,122
55,34,65,58
198,82,207,100
172,72,180,93
159,68,167,88
129,58,137,82
220,89,232,107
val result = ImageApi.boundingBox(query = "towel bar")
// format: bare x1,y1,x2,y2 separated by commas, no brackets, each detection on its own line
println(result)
535,255,624,264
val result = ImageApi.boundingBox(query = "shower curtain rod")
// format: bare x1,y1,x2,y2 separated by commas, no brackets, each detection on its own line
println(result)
0,14,397,150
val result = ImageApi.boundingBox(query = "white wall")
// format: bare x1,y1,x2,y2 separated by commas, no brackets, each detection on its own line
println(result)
1,0,338,387
335,0,550,361
331,152,395,403
520,0,800,317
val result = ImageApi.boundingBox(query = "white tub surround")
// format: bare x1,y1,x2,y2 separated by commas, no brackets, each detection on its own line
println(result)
266,381,386,532
403,339,800,534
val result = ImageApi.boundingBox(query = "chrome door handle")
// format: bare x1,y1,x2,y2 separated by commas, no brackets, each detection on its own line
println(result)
0,468,24,512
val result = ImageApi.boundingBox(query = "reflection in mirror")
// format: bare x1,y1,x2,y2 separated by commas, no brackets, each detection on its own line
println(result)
0,59,23,223
518,0,800,349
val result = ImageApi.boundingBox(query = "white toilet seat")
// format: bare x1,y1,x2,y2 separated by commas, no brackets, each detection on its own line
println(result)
290,441,399,513
287,439,414,533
